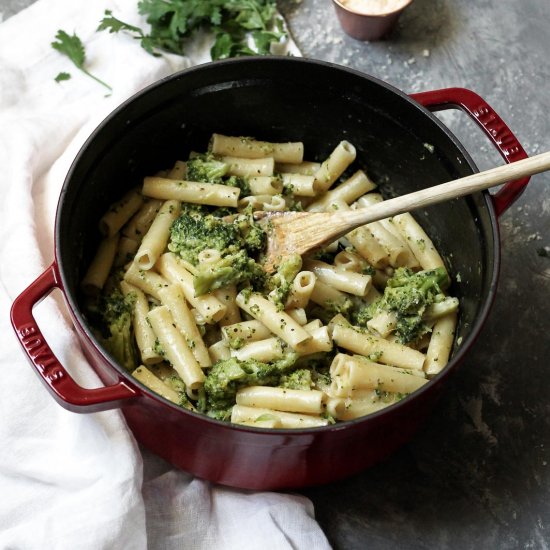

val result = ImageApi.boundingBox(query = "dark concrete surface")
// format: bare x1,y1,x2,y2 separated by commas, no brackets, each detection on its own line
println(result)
3,0,548,548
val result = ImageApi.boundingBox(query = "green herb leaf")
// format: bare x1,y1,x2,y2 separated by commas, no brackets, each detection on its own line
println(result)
54,71,71,83
51,29,112,92
98,10,160,56
51,30,86,68
99,0,286,61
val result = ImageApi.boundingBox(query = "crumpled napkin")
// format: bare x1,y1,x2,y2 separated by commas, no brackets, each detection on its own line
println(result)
0,0,330,548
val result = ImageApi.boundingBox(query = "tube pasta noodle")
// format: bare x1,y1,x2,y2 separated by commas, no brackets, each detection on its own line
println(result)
262,195,286,212
361,218,416,268
248,176,282,196
114,236,139,268
232,337,285,362
236,386,324,414
275,160,321,175
307,170,376,213
156,253,227,324
211,134,304,163
238,194,285,212
221,320,272,346
367,310,398,338
214,285,241,326
332,324,426,371
209,340,231,362
286,271,316,309
326,394,400,421
313,140,357,193
285,307,307,325
304,259,371,297
330,200,389,268
167,160,187,180
231,405,329,428
198,248,222,266
122,199,163,242
158,285,211,368
309,280,350,309
147,306,205,396
235,292,311,348
135,200,181,270
353,197,419,269
123,261,170,301
423,297,459,322
190,309,206,326
83,133,459,428
120,281,162,366
238,195,265,211
221,156,275,177
355,193,414,250
393,212,447,273
333,250,365,273
132,366,181,405
294,325,333,355
99,188,143,238
81,234,120,295
330,354,428,397
424,311,457,376
143,177,240,208
303,319,323,332
281,173,316,197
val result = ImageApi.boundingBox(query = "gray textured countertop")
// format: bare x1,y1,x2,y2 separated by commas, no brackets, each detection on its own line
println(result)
3,0,549,548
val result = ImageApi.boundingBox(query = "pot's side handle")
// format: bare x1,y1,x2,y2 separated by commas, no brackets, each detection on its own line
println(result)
410,87,529,216
10,263,139,413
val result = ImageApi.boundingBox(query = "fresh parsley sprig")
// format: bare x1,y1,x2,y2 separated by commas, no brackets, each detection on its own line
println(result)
97,10,160,56
97,0,287,61
51,30,112,92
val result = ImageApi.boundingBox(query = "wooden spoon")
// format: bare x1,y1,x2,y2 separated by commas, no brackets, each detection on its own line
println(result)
260,151,550,272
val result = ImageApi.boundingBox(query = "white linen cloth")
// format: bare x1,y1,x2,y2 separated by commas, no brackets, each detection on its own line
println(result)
0,1,330,548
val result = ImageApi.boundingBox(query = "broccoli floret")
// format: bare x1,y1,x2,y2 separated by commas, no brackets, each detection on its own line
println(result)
180,202,210,217
193,249,264,295
267,254,302,310
280,368,313,391
169,212,241,265
225,175,251,196
372,266,448,344
231,205,266,252
186,156,251,196
395,314,431,344
186,155,228,183
161,374,196,410
170,209,268,295
204,354,298,411
98,288,137,372
352,298,384,327
385,267,448,314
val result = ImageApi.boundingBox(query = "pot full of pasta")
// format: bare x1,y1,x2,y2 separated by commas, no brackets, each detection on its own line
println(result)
10,58,531,490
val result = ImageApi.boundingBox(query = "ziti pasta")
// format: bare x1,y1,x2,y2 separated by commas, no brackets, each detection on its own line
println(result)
82,134,459,427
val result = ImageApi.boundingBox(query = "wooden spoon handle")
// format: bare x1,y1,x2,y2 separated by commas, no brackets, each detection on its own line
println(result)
339,150,550,229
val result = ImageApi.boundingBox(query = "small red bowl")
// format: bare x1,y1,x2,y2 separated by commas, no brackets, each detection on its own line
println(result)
332,0,414,41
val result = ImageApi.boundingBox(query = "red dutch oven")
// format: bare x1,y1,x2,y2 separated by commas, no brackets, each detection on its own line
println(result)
10,58,530,490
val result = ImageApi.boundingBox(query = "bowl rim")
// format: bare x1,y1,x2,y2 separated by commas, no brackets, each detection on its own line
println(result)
56,56,500,434
332,0,414,18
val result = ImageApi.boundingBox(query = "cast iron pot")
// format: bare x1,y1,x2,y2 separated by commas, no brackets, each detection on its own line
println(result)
11,57,530,490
